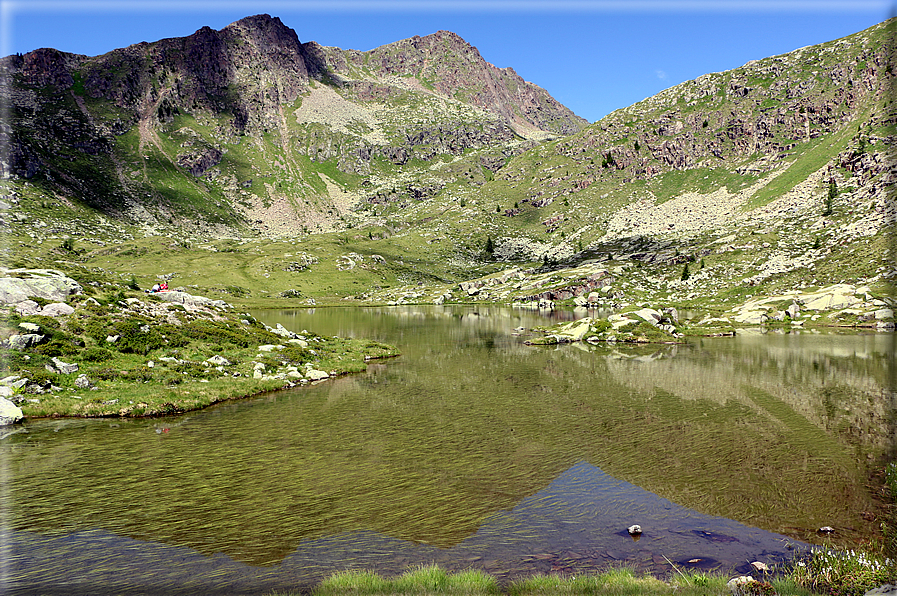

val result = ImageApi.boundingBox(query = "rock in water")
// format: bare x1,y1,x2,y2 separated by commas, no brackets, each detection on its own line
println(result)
627,524,642,535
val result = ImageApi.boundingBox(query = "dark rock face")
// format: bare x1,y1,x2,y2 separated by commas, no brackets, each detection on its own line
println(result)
79,14,310,132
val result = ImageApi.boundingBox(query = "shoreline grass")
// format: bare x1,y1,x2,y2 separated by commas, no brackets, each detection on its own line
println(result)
267,562,886,596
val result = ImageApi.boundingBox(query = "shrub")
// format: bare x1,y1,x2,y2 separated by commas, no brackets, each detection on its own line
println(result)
32,340,79,358
280,344,312,365
65,320,85,335
79,347,114,363
26,370,61,387
112,320,165,355
85,316,120,341
790,548,893,596
26,295,53,308
21,315,61,331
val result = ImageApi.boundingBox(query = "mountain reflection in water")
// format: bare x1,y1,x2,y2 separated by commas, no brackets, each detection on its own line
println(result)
4,306,891,594
8,462,804,595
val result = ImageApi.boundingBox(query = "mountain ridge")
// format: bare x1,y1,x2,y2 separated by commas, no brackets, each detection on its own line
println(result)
0,15,893,319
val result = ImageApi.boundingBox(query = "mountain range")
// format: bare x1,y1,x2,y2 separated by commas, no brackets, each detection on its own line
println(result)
0,14,894,317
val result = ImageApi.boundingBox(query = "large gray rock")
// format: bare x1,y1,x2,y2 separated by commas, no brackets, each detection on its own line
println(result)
7,334,44,350
154,291,230,310
51,357,79,374
40,302,75,316
306,369,330,381
0,397,24,425
865,585,897,596
632,308,662,325
0,270,82,304
15,300,40,315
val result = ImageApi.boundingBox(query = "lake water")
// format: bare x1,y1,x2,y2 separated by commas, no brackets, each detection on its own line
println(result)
3,306,894,595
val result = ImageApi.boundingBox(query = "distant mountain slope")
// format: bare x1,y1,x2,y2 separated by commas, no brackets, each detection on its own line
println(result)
0,14,585,234
0,16,893,314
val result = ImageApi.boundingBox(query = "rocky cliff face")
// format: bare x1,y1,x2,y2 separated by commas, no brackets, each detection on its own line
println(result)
0,14,585,231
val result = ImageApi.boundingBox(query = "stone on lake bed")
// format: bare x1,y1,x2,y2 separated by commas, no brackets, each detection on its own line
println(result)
627,524,642,535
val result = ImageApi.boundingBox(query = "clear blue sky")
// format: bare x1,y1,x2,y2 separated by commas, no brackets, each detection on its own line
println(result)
2,1,893,123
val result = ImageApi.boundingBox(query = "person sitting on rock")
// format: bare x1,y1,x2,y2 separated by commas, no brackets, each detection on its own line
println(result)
150,283,161,293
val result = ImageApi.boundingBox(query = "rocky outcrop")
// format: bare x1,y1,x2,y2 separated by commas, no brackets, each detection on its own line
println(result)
153,290,230,310
0,270,82,304
0,397,25,426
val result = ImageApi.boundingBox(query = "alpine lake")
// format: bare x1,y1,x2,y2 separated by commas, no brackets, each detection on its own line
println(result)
4,305,894,595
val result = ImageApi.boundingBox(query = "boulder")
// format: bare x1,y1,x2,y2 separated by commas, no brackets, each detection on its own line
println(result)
14,300,40,315
0,397,24,425
40,302,75,316
556,319,591,341
632,308,662,325
733,311,766,325
205,355,231,366
786,303,800,319
18,322,40,332
154,291,230,310
7,334,44,350
727,576,757,596
51,357,79,374
306,369,330,381
874,308,894,320
74,375,92,389
0,270,82,304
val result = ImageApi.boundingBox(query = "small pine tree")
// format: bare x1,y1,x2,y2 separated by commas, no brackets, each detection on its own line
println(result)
634,140,640,151
824,179,837,216
681,262,691,281
485,236,494,255
813,236,821,250
700,258,705,269
60,237,75,252
496,205,501,213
